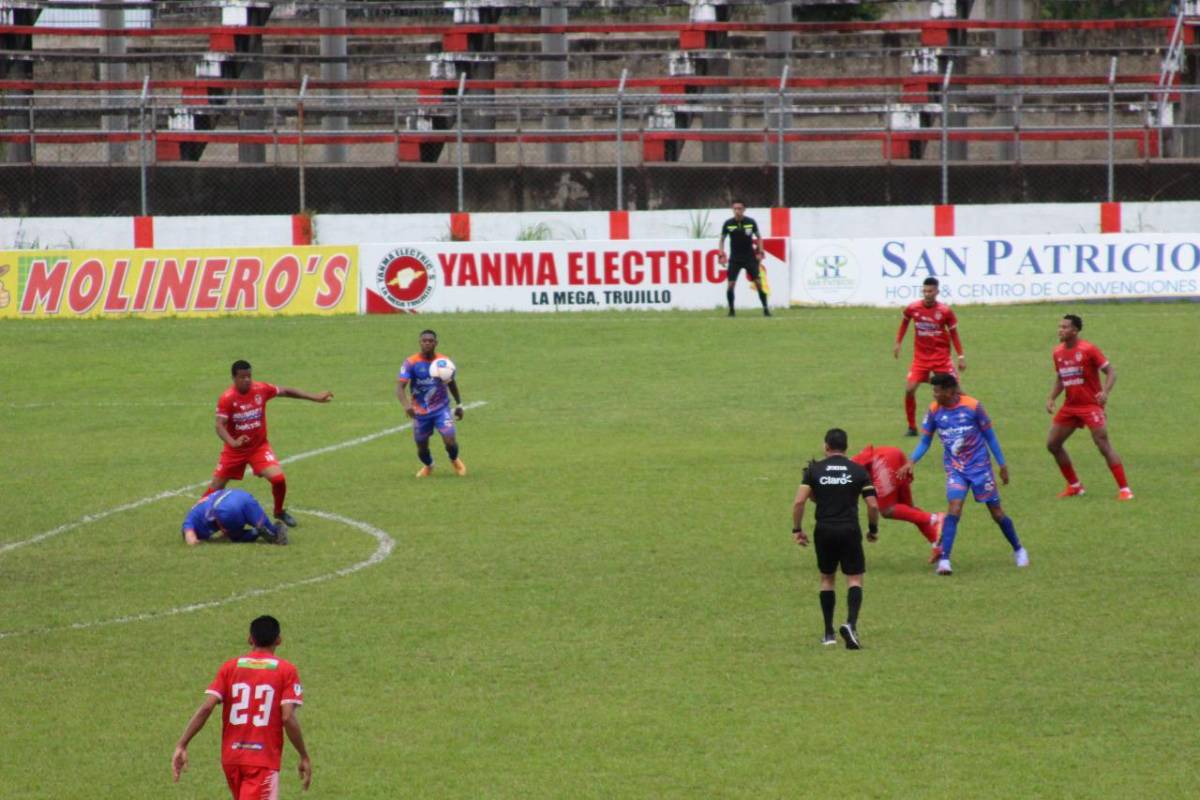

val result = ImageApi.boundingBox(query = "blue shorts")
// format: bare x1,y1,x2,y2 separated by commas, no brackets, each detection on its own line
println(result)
946,467,999,504
413,407,456,442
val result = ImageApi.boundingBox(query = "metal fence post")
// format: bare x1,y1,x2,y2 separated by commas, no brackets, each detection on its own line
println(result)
941,61,953,206
298,74,309,213
1107,57,1117,203
616,68,628,210
777,64,789,208
139,75,149,216
456,72,466,213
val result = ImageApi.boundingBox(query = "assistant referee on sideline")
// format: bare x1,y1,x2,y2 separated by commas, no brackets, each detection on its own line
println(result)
792,428,880,649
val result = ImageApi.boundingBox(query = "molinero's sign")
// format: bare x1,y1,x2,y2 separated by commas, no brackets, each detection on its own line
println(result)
360,239,790,313
0,246,357,319
791,233,1200,307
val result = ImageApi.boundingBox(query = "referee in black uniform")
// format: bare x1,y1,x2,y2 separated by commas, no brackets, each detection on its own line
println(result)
717,201,771,317
792,428,880,649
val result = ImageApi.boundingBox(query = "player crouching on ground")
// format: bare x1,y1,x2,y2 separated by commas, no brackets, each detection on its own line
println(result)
181,488,287,546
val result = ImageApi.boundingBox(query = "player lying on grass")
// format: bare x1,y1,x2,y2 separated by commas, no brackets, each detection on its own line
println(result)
181,488,287,546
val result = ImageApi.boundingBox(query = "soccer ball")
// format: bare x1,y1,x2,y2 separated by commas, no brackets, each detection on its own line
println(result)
429,357,456,383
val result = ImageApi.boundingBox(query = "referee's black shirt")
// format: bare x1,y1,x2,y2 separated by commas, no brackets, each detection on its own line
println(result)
802,455,876,533
721,216,760,262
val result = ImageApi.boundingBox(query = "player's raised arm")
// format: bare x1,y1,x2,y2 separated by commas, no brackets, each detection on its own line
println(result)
277,386,333,403
282,702,313,791
172,694,219,782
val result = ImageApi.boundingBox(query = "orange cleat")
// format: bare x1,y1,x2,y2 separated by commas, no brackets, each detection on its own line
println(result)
416,465,433,478
1117,487,1134,501
452,458,467,476
1057,483,1086,498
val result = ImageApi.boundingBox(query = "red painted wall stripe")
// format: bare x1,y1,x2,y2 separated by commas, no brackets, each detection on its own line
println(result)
770,207,791,238
934,204,955,236
1100,202,1121,233
291,214,313,245
450,212,471,242
133,215,154,248
609,210,629,240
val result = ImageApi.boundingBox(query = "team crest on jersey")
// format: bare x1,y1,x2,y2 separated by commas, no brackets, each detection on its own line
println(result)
294,683,303,696
255,394,263,404
935,312,942,321
1075,352,1083,361
376,247,437,310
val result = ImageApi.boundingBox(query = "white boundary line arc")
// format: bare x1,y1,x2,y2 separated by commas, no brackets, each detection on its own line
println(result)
0,508,394,641
0,399,487,557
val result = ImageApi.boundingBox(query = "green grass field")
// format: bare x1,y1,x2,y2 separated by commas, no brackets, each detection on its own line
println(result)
1,304,1197,799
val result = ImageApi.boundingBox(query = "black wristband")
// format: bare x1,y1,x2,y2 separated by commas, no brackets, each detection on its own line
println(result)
792,527,804,533
868,524,879,534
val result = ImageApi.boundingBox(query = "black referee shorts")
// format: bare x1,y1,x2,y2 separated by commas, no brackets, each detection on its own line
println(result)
725,258,761,283
814,527,866,576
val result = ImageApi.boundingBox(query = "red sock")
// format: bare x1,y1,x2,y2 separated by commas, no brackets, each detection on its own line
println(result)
268,473,287,516
201,486,216,499
1109,463,1128,490
904,394,916,428
890,504,937,541
1058,461,1080,486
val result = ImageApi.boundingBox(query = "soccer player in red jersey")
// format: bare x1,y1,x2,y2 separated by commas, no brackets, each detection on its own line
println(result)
205,360,334,528
1046,314,1132,500
851,444,944,563
172,615,312,798
893,277,966,436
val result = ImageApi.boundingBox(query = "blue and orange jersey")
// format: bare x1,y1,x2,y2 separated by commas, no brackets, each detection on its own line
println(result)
398,352,451,415
920,395,995,473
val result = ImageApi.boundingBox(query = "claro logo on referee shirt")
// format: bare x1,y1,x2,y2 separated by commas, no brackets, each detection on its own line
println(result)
802,245,860,303
376,247,437,310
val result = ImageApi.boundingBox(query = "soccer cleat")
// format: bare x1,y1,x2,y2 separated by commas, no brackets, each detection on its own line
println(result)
928,543,943,565
416,465,433,478
274,510,299,528
1014,547,1029,567
936,558,953,575
762,308,772,317
905,427,919,437
258,525,288,546
1117,487,1134,501
821,634,838,647
1057,483,1086,498
839,623,861,650
452,458,467,476
727,309,736,317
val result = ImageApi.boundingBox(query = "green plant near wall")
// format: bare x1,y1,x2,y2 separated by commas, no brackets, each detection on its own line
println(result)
1038,0,1171,19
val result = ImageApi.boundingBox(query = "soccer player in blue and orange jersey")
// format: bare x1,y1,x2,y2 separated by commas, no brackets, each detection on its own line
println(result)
1046,314,1132,500
181,488,286,546
172,615,312,798
906,373,1028,576
397,329,466,478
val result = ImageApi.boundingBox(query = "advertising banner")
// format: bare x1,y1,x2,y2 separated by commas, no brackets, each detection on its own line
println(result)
360,239,790,313
791,233,1200,307
0,246,357,319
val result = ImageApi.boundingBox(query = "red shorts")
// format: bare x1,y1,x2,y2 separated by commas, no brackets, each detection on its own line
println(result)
907,362,956,385
213,442,281,481
876,482,913,512
222,765,279,800
1053,404,1107,430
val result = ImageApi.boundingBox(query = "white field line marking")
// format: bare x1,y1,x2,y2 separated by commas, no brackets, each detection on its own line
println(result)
0,509,393,640
0,400,488,557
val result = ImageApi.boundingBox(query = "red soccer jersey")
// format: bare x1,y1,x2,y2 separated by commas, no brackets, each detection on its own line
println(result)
901,301,958,365
851,445,909,499
216,381,279,452
205,650,304,770
1053,339,1109,408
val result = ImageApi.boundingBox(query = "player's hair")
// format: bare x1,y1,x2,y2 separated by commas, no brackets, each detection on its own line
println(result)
419,329,437,339
731,199,745,207
930,372,959,389
231,359,252,377
824,428,848,452
249,615,281,647
923,277,940,287
1063,314,1083,332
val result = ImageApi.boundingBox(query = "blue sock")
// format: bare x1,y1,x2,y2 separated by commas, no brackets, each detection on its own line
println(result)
447,443,460,460
997,516,1022,551
940,514,960,558
418,449,433,466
